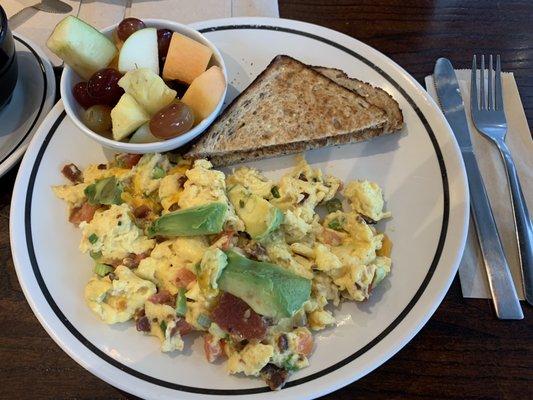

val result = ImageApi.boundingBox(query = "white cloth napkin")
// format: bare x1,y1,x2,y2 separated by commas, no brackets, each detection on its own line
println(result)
6,0,279,65
425,71,532,299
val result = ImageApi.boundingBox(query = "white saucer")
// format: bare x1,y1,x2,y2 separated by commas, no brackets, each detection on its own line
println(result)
0,33,55,178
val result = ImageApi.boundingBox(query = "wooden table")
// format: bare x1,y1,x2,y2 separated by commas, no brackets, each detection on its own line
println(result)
1,1,531,398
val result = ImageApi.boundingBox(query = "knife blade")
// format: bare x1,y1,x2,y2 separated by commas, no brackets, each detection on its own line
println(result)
433,58,523,320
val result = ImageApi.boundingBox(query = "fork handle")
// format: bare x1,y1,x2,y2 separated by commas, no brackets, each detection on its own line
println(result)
496,141,533,306
463,151,523,319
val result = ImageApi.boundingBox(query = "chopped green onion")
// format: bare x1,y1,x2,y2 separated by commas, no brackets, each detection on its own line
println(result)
84,176,123,205
175,288,187,317
88,233,99,244
328,218,343,231
152,166,166,179
271,186,280,198
94,263,113,277
90,250,102,260
197,313,211,329
282,357,299,372
325,198,343,213
160,320,167,333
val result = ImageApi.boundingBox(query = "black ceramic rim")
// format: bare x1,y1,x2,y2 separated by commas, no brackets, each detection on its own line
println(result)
0,6,7,45
0,36,48,165
24,24,450,395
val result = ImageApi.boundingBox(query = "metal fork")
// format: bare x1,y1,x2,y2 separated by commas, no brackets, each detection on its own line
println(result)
471,55,533,306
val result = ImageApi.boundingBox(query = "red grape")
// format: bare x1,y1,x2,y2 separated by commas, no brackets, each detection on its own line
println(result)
72,82,98,109
157,29,173,63
117,18,146,41
166,80,189,98
87,68,124,106
150,101,194,139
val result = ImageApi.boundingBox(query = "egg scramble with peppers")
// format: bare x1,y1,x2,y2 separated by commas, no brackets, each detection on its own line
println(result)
53,153,392,390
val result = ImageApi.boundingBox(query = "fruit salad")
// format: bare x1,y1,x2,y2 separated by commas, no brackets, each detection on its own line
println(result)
47,17,225,143
53,153,393,390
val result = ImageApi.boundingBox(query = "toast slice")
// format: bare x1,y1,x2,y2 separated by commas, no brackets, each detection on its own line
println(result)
185,55,395,166
313,67,403,132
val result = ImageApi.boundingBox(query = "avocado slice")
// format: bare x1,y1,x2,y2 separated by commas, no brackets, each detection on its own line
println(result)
227,184,282,240
147,202,227,237
218,250,311,319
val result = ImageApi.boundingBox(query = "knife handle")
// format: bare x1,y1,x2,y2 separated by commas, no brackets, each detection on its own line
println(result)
462,151,523,319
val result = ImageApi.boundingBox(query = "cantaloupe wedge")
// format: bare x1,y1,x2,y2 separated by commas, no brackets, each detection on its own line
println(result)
162,33,213,84
182,66,225,125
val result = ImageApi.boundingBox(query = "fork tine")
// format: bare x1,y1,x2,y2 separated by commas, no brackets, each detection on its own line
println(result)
471,55,478,110
480,55,485,109
495,55,503,111
488,55,493,109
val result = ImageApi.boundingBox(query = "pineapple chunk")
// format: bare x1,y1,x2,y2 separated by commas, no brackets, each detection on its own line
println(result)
46,16,117,80
110,94,150,141
118,68,177,115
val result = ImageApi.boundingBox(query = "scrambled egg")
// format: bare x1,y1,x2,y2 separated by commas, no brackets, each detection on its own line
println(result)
344,180,392,222
226,167,273,198
198,248,228,297
85,265,156,323
144,301,185,352
179,159,244,231
79,203,155,260
227,342,274,376
132,153,171,195
52,183,88,208
54,152,392,386
136,237,207,294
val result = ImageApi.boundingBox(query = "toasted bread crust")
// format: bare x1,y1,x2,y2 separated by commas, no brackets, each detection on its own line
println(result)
185,55,401,166
192,126,390,166
313,66,403,132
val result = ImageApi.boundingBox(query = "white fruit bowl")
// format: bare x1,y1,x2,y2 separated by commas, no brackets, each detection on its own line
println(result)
60,19,228,153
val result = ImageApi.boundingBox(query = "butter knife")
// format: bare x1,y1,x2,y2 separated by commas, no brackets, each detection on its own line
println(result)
433,58,523,320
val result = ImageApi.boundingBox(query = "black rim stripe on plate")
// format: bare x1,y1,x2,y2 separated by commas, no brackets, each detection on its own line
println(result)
0,36,48,166
24,25,449,395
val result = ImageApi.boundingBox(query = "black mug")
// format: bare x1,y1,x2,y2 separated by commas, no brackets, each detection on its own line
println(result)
0,5,18,110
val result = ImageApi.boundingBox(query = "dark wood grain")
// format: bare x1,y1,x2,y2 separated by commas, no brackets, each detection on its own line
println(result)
1,1,532,399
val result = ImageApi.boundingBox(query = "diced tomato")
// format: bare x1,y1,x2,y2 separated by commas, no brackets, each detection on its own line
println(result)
148,290,174,306
175,267,196,288
69,202,98,225
296,330,313,356
61,163,83,183
172,318,193,336
116,153,142,169
203,333,223,363
321,228,342,247
212,292,267,341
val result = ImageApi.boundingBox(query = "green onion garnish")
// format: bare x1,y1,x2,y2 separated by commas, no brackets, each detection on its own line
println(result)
94,263,113,277
176,288,187,317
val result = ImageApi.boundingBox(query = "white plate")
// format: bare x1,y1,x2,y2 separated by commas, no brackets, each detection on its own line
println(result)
10,17,469,400
0,33,55,177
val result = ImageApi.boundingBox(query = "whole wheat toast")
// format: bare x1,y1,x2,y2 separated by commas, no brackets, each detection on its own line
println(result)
185,55,401,166
313,67,403,132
